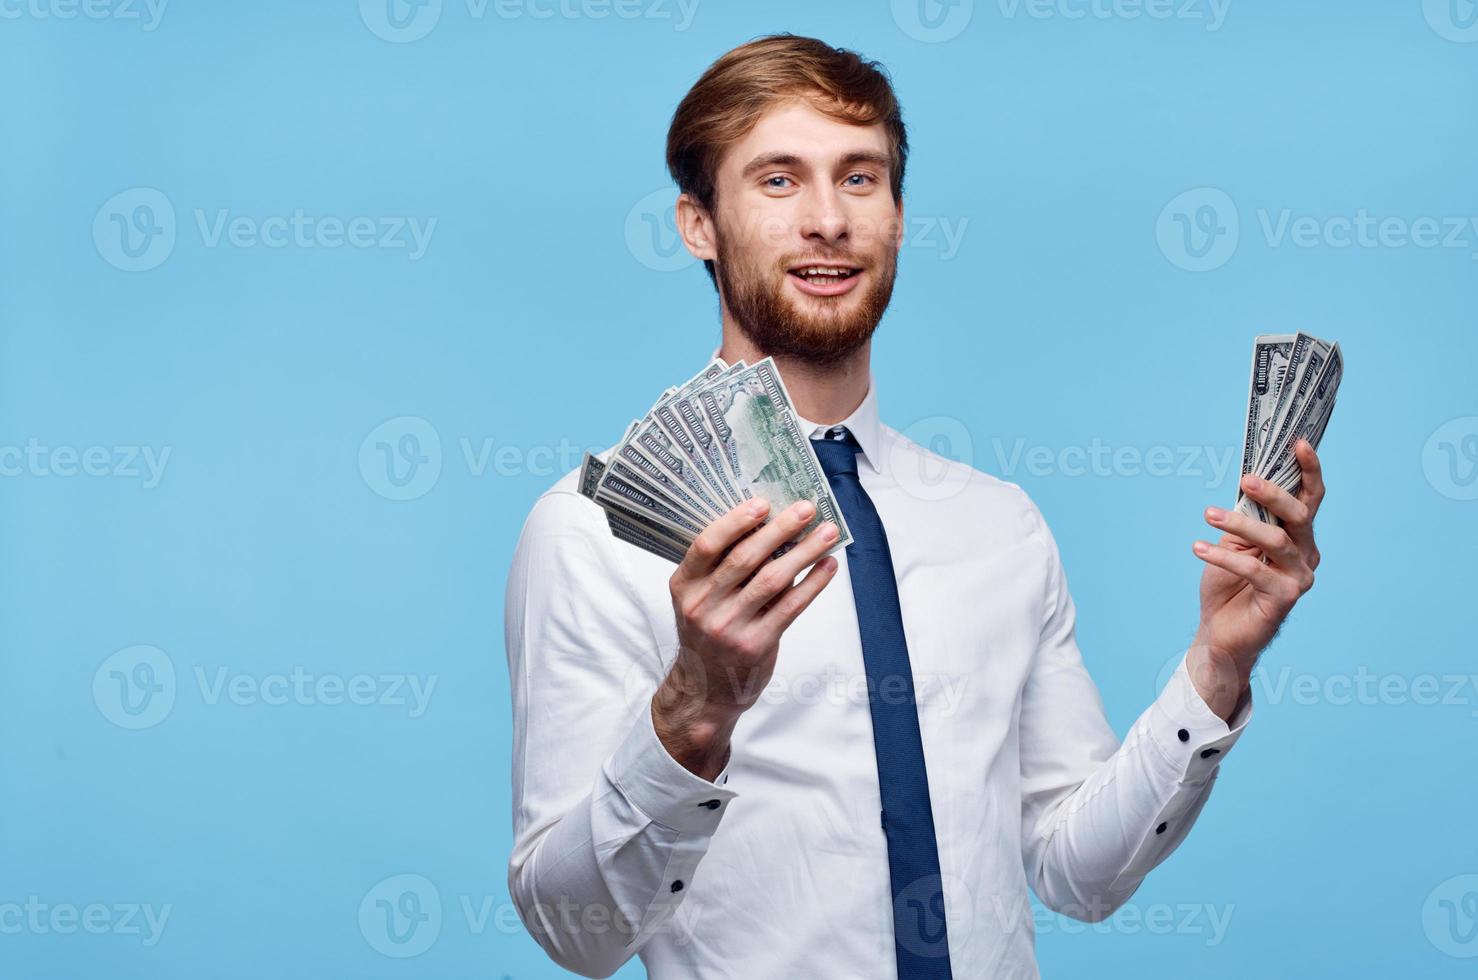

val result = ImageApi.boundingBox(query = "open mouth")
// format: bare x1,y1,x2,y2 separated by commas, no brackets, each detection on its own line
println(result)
786,264,864,296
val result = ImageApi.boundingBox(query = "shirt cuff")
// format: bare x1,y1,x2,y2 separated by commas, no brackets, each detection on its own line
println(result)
1145,653,1254,783
605,704,739,836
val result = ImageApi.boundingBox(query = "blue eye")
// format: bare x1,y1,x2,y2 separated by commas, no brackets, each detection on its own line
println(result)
765,176,793,189
844,173,875,187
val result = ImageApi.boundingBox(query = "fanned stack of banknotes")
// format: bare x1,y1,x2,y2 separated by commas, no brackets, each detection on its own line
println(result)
579,357,853,564
1236,332,1343,525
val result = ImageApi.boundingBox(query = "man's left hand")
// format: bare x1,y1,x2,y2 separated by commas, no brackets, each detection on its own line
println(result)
1187,438,1325,721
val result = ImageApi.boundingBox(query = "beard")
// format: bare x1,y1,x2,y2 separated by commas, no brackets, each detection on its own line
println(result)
714,227,898,368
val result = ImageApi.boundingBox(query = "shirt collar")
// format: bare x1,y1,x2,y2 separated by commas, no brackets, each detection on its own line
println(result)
793,376,884,475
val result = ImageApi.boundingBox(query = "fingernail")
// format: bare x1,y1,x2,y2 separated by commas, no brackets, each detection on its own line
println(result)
749,500,769,517
1244,476,1262,491
792,500,815,519
821,522,838,542
1193,540,1209,555
1206,506,1226,522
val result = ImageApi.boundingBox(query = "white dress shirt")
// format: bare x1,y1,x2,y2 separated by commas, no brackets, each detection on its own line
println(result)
504,376,1252,979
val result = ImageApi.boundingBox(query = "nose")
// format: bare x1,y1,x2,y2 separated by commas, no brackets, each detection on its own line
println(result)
797,184,849,247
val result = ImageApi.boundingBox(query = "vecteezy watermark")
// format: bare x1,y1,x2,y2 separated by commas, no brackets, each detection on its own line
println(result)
0,0,167,30
93,645,177,730
1424,874,1478,958
1157,187,1478,272
92,646,438,729
1422,417,1478,501
1022,897,1235,944
359,417,443,501
360,874,442,958
360,873,705,956
891,0,975,43
1154,651,1478,716
623,659,973,721
358,0,699,42
1423,0,1478,43
1156,187,1239,272
995,0,1230,31
0,439,171,488
991,437,1238,489
93,188,436,272
892,0,1231,42
623,188,970,273
358,416,606,501
0,897,172,946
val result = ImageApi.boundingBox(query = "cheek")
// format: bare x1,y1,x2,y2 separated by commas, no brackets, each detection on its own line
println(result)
850,206,905,255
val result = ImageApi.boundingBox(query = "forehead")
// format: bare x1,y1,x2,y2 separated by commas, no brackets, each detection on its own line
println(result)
721,99,890,172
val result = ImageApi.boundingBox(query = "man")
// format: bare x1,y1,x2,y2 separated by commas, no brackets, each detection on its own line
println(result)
505,35,1324,979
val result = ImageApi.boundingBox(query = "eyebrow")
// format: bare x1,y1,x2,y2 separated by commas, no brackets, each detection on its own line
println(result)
740,150,891,179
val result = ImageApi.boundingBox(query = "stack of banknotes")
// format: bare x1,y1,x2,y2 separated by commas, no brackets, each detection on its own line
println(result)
579,357,854,564
1235,332,1343,525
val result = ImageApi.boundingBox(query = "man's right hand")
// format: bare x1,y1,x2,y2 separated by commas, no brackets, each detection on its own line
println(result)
653,497,841,780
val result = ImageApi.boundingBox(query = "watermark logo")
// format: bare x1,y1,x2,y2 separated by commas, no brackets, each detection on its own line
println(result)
0,0,167,30
0,440,171,487
625,188,695,273
360,874,442,957
1423,874,1478,957
1422,417,1478,501
892,0,974,42
1160,188,1478,270
360,417,442,501
359,0,442,41
360,0,697,41
94,649,437,728
94,188,176,272
1423,0,1478,42
1156,187,1239,272
93,645,176,730
891,416,976,502
0,897,172,945
996,0,1230,31
94,189,436,269
992,437,1237,488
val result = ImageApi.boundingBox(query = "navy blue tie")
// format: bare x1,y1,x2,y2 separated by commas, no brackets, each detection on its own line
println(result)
812,429,954,979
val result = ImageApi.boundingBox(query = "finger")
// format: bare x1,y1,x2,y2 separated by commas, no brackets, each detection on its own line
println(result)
1294,439,1325,513
675,498,771,582
731,520,842,616
1204,505,1305,571
1239,472,1311,531
1192,539,1301,603
758,555,840,632
709,500,821,594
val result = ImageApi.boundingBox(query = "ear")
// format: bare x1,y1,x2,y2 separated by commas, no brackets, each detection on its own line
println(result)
675,192,718,264
891,196,906,250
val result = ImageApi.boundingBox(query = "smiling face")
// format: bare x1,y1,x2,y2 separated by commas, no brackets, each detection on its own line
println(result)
683,99,904,367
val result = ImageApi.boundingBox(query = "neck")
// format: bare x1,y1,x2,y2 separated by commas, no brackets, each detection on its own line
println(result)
717,316,871,426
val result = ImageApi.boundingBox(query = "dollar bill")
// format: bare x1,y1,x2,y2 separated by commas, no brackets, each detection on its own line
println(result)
579,452,691,563
677,357,852,553
1234,333,1342,525
580,355,854,562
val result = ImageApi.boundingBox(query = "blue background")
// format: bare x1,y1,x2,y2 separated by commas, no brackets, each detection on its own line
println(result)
3,1,1476,976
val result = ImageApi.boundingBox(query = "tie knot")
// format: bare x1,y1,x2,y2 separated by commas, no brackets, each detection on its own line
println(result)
811,427,861,479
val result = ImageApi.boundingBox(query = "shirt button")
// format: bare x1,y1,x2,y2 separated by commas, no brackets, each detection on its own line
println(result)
699,799,721,810
670,880,684,893
1200,748,1221,758
1177,728,1189,742
1156,822,1168,835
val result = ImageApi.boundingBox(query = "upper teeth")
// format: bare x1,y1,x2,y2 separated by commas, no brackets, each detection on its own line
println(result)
799,266,849,276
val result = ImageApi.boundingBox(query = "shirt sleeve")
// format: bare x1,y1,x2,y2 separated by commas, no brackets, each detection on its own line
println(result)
505,489,738,978
1016,502,1252,922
